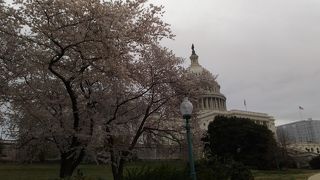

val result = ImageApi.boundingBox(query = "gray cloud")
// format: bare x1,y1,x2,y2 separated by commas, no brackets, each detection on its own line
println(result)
5,0,318,125
152,0,320,125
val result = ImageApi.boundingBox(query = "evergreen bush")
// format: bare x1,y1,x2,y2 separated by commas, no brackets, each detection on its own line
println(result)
309,156,320,169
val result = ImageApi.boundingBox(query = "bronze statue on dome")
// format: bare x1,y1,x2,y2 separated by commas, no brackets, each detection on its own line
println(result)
191,44,196,55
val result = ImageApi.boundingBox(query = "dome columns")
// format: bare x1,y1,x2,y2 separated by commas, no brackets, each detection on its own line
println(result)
198,97,226,111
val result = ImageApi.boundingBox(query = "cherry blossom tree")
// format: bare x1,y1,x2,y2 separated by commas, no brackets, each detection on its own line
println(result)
0,0,196,179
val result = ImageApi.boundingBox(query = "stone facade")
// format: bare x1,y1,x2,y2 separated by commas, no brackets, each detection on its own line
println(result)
198,110,276,133
288,143,320,154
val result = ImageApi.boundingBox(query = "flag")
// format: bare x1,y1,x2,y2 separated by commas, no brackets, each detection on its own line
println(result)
299,106,304,110
244,99,246,106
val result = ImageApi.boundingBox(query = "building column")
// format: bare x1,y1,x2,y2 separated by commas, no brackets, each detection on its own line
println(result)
201,98,203,109
212,98,216,109
216,99,219,110
211,98,214,110
222,100,224,110
215,98,218,110
205,98,208,109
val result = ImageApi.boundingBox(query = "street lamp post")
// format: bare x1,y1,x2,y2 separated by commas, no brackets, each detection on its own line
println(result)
180,97,197,180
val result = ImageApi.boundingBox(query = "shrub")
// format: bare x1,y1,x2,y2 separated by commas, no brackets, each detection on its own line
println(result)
195,159,229,180
203,116,279,170
124,158,253,180
309,156,320,169
195,157,253,180
229,161,254,180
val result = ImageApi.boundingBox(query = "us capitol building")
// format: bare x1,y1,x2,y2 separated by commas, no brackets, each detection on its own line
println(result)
187,45,276,133
136,45,276,160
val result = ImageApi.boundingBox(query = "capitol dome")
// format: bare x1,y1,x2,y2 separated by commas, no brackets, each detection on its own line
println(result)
187,44,227,111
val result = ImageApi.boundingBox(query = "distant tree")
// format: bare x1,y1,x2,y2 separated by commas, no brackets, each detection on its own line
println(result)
275,129,297,169
203,116,278,169
17,139,59,163
276,127,290,158
0,140,3,156
277,128,290,149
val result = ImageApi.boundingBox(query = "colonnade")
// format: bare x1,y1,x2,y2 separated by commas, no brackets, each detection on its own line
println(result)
198,97,226,111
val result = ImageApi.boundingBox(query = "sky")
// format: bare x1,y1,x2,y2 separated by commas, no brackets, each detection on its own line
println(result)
3,0,319,126
150,0,320,125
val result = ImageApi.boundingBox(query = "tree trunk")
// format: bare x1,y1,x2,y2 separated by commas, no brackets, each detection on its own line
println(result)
59,149,85,178
111,151,125,180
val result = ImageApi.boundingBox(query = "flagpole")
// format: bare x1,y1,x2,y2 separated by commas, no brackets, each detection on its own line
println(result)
299,109,302,120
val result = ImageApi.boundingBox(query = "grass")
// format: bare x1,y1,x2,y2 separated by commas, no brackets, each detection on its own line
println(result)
0,164,113,180
252,169,320,180
0,162,319,180
0,161,183,180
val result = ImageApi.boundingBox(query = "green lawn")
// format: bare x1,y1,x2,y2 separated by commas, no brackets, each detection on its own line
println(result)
0,164,113,180
0,161,183,180
0,163,319,180
252,169,320,180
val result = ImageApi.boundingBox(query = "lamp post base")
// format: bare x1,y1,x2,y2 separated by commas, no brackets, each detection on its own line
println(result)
185,116,197,180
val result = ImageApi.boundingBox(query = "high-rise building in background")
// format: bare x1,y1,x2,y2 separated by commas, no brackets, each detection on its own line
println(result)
277,119,320,154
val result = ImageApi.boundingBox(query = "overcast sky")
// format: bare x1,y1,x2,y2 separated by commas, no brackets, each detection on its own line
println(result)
150,0,320,125
4,0,319,125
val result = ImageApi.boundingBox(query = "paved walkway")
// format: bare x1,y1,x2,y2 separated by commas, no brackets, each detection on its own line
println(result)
308,173,320,180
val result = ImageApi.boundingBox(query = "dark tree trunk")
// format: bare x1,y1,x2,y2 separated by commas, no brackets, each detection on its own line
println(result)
38,150,46,163
59,149,85,178
111,151,125,180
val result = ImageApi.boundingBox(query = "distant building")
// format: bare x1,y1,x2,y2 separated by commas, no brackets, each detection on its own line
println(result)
277,119,320,154
0,139,17,162
277,119,320,144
